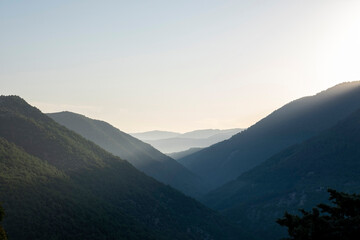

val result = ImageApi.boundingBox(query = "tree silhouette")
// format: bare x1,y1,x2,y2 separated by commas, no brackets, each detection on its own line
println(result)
277,189,360,240
0,203,7,240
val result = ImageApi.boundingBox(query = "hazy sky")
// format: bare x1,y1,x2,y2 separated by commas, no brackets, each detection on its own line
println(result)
1,0,360,133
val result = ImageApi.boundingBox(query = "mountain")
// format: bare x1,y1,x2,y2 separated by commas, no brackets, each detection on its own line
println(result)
178,81,360,190
0,96,244,240
203,107,360,240
0,137,151,239
131,130,181,141
180,129,243,139
168,148,203,160
48,111,206,197
133,129,243,153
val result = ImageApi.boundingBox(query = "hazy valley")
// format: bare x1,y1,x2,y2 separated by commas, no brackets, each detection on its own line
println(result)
2,81,360,239
131,128,243,154
2,1,360,239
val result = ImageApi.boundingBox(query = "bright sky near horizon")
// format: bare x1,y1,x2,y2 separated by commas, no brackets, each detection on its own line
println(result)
1,0,360,133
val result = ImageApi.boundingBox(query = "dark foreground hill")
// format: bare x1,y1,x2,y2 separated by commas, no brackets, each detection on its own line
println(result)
204,107,360,240
48,111,207,197
0,96,243,240
179,81,360,190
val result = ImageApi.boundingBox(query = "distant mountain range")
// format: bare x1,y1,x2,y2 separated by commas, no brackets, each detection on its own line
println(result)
0,96,243,240
130,130,181,141
48,112,208,197
2,81,360,239
178,81,360,190
203,106,360,240
131,129,243,153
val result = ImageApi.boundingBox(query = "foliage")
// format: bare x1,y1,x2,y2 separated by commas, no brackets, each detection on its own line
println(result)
47,111,206,197
203,107,360,239
0,203,7,240
277,189,360,240
0,96,242,240
180,81,360,190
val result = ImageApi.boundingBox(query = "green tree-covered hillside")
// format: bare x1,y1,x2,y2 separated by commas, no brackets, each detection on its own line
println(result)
204,107,360,239
0,96,243,240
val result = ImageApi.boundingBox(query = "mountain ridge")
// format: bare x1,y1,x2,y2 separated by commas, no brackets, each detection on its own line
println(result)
48,111,208,197
168,147,203,160
133,128,243,153
178,81,360,190
202,106,360,239
0,95,244,240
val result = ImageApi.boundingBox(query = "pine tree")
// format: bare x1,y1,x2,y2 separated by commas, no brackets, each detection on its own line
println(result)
277,189,360,240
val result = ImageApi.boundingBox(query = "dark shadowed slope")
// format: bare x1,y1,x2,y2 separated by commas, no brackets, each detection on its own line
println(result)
179,81,360,190
48,111,207,197
0,95,244,240
0,137,155,240
204,108,360,240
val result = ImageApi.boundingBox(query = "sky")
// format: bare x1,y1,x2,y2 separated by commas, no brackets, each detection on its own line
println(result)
1,0,360,133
